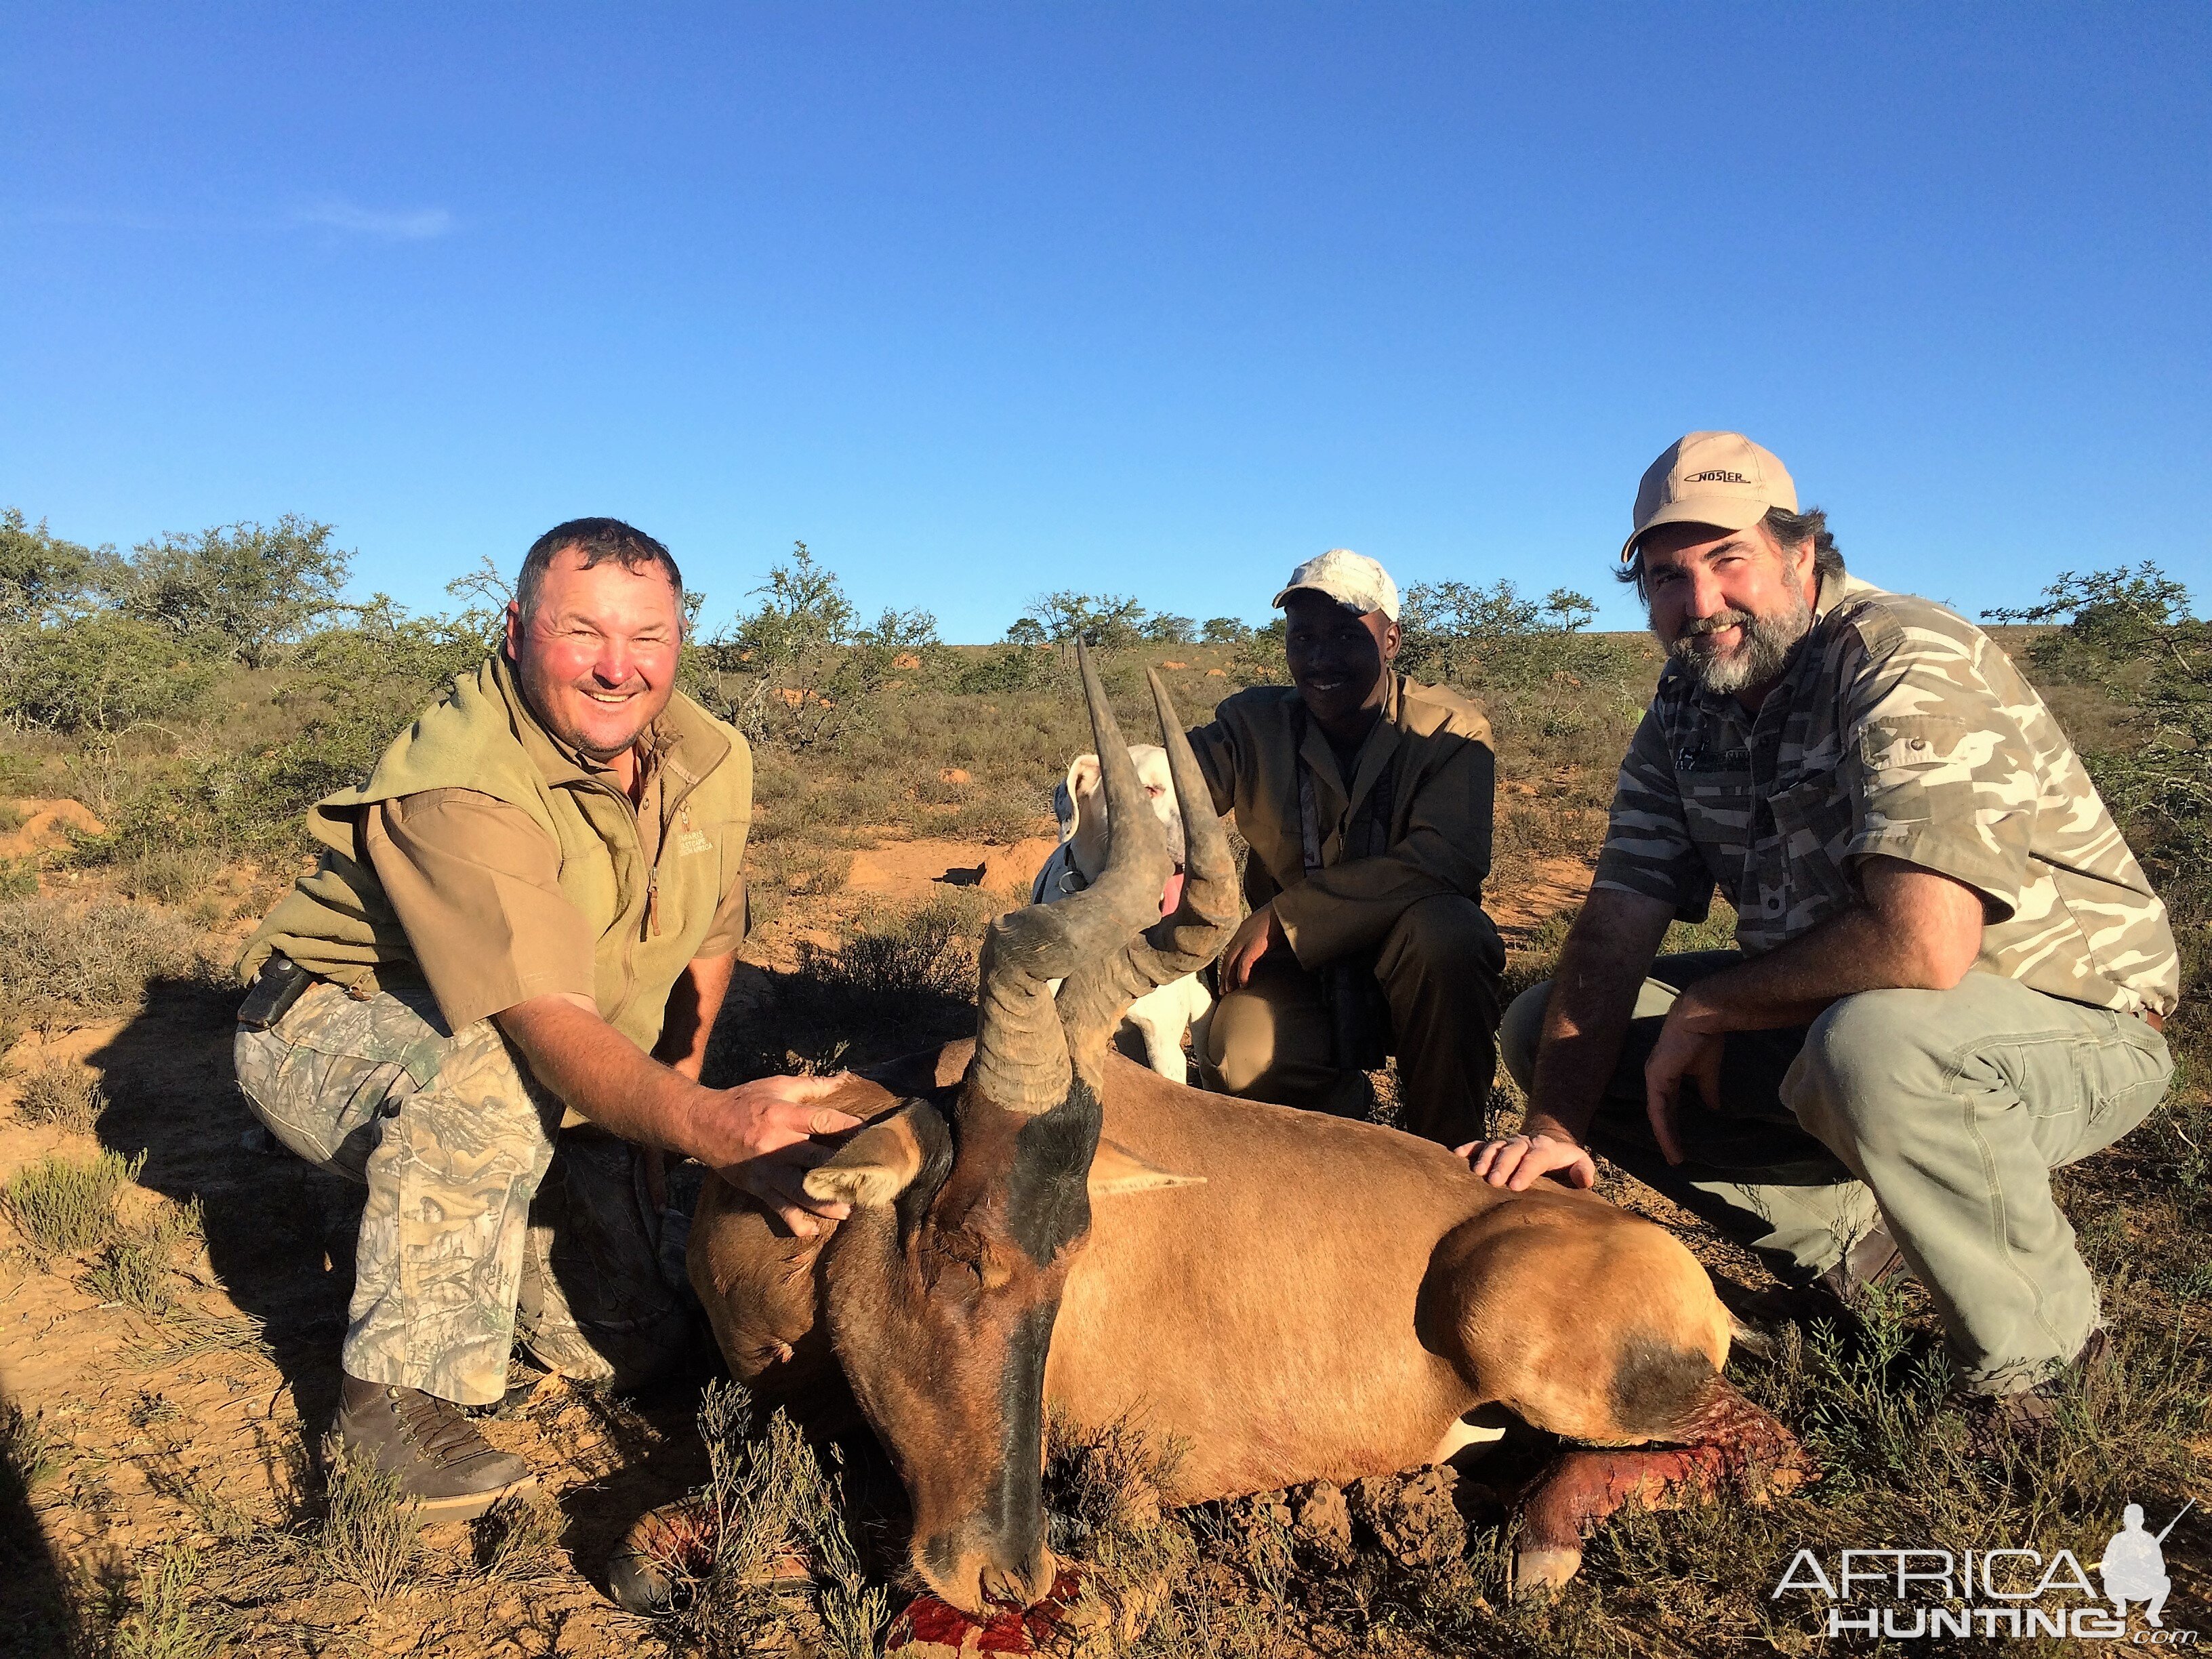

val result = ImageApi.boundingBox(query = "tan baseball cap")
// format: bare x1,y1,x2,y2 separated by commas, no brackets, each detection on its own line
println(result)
1272,548,1401,622
1622,431,1798,561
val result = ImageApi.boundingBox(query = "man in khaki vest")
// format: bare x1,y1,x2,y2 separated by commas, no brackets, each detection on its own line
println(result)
1189,551,1507,1146
235,518,858,1518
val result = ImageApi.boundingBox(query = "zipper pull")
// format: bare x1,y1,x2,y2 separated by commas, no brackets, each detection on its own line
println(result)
645,869,660,938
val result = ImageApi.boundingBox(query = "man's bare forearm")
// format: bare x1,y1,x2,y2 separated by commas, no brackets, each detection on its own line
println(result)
1527,888,1675,1141
498,994,717,1157
1664,859,1985,1037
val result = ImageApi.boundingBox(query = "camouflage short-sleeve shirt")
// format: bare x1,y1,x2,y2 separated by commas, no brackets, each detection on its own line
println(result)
1593,571,2179,1019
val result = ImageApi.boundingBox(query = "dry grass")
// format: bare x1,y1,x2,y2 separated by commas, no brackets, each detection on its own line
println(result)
472,1490,566,1582
9,1057,104,1134
316,1450,422,1599
0,897,227,1032
656,1382,890,1657
3,1147,142,1256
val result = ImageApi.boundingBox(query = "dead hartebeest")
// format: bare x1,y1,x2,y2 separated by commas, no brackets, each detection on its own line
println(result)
678,649,1803,1614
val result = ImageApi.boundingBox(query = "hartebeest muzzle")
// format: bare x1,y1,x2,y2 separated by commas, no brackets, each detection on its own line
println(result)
802,646,1237,1613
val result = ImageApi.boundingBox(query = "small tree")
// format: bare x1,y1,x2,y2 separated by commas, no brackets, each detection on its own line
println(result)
0,509,98,626
1022,591,1151,652
100,514,352,666
697,544,938,750
1200,617,1252,646
1397,578,1617,690
1141,613,1197,646
1004,617,1048,647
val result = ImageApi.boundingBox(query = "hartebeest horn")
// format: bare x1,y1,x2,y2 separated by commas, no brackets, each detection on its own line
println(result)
966,642,1172,1114
1054,671,1237,1075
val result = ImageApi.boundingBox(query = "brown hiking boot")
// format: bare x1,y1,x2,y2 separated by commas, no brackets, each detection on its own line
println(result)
329,1373,536,1522
1957,1329,2108,1457
1739,1222,1911,1334
1812,1223,1908,1305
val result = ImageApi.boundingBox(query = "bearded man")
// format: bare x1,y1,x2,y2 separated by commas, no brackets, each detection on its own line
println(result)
234,519,857,1517
1462,432,2178,1435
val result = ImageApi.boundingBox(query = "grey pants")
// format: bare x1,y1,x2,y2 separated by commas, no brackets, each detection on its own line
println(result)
234,979,691,1406
1501,954,2173,1394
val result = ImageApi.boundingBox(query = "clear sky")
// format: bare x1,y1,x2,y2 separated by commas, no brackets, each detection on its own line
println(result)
4,3,2206,640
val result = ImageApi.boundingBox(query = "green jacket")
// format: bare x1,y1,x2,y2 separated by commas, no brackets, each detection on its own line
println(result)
1186,672,1496,967
240,655,752,1052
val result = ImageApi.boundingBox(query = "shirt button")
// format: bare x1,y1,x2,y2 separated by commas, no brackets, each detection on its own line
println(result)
1767,897,1781,911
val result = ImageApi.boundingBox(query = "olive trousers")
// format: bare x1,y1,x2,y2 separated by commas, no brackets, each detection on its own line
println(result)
1500,954,2173,1394
1202,893,1505,1147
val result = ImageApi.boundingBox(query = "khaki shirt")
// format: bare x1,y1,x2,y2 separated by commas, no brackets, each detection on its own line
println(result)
1594,570,2179,1019
1187,673,1496,968
366,777,749,1036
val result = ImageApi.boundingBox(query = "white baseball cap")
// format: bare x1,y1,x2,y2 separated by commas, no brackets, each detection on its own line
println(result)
1272,549,1401,623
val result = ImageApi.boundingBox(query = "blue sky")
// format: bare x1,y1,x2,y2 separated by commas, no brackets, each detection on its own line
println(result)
4,3,2206,640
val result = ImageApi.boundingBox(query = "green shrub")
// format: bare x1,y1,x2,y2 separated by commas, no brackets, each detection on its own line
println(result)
3,1147,143,1255
109,1543,218,1659
0,613,217,734
83,1233,178,1318
0,857,35,901
0,1401,62,1499
795,897,978,1002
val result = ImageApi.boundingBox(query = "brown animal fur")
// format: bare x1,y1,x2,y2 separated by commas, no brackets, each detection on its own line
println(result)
689,1042,1769,1596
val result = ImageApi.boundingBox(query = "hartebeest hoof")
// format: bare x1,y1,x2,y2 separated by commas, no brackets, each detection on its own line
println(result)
1508,1384,1811,1599
608,1496,716,1613
1511,1543,1585,1598
606,1496,819,1615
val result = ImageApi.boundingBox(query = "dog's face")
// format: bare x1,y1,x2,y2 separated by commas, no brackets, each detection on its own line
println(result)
1055,743,1187,895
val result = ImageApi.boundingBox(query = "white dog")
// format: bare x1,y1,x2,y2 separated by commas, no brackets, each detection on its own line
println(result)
1031,743,1214,1081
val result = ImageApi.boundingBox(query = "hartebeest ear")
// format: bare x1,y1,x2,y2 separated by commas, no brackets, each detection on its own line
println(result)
804,1101,947,1208
1088,1138,1205,1198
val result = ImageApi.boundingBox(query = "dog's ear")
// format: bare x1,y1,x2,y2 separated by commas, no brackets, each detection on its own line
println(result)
1063,754,1102,838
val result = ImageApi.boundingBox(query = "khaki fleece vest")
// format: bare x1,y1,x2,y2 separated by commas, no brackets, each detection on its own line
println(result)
240,655,752,1052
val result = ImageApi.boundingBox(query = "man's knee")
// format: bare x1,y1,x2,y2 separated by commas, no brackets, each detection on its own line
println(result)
1378,895,1504,985
1204,983,1337,1102
1205,989,1287,1097
1498,981,1551,1094
1789,989,1952,1154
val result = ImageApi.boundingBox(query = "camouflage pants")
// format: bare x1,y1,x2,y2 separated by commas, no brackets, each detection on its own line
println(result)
234,979,690,1406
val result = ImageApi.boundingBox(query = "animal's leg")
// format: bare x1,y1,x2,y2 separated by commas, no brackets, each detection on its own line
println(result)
1511,1379,1808,1593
